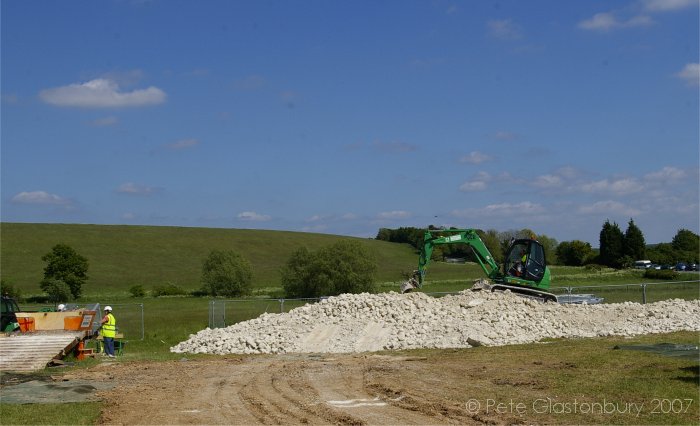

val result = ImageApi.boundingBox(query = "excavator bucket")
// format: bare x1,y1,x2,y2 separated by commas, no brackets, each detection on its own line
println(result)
470,279,492,292
400,275,420,293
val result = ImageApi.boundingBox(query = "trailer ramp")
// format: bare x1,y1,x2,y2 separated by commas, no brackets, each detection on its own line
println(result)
0,331,87,372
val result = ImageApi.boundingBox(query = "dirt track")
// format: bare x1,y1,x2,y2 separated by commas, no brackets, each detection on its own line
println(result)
84,354,513,425
62,335,700,426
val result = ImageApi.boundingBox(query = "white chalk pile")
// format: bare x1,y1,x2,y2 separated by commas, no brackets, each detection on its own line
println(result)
171,290,700,355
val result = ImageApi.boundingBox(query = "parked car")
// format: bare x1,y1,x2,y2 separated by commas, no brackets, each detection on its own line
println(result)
688,263,698,271
675,262,687,271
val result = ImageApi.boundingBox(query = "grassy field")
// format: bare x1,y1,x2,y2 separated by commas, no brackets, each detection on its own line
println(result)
3,222,697,300
0,222,419,298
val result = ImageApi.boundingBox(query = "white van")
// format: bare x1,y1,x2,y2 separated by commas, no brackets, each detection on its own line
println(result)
634,260,652,269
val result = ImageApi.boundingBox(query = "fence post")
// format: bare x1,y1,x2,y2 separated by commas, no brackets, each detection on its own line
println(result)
208,300,213,329
279,298,285,313
641,284,647,304
140,303,145,340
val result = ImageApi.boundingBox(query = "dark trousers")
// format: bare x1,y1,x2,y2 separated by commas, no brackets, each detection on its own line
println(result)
104,337,115,356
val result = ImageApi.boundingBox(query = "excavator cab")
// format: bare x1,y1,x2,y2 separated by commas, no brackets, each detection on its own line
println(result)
503,239,547,283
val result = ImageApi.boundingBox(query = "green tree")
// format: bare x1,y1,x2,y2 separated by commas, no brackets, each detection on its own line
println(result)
129,285,146,298
1,279,22,300
556,240,593,266
40,278,73,303
479,229,504,264
41,244,89,299
599,220,624,268
623,219,646,261
647,243,676,265
201,250,253,297
534,233,558,265
671,229,699,261
281,240,377,298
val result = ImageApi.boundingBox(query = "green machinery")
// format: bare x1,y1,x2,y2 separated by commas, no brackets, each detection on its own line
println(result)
400,229,557,302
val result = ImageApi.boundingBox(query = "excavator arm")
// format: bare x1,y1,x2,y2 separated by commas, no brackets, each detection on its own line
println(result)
416,229,502,285
400,228,555,301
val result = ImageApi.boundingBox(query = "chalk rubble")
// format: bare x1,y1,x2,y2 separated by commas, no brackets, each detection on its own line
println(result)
170,291,700,355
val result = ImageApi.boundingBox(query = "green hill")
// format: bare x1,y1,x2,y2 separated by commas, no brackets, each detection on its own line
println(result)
1,223,425,298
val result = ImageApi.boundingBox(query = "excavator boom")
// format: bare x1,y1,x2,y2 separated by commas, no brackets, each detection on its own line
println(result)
401,229,556,302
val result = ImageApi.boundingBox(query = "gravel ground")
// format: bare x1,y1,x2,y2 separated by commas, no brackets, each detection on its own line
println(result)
171,290,700,355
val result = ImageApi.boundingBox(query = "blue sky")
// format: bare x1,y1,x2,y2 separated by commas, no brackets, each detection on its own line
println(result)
2,0,698,246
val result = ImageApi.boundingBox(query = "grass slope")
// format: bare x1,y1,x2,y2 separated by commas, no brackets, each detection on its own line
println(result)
0,223,422,297
2,223,697,299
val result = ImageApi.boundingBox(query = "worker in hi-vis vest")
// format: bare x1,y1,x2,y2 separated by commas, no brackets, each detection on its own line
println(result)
100,306,117,357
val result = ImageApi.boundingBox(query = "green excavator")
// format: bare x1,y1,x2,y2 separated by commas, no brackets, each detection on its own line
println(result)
400,229,558,302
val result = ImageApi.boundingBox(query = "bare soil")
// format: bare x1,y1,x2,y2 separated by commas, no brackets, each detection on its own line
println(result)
76,353,534,425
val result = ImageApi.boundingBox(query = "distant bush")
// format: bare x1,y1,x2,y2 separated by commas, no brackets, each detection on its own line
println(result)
26,295,50,303
129,285,146,298
643,269,679,280
40,278,73,303
584,264,607,271
281,240,377,298
152,283,188,297
1,279,22,300
201,250,253,297
189,288,209,297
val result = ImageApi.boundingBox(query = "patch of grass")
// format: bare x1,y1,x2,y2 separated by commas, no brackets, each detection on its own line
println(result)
0,402,102,425
394,331,699,425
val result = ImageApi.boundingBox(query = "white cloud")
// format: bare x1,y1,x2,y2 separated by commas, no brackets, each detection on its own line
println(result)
237,211,271,221
492,131,518,141
577,200,642,216
644,166,688,182
167,138,200,150
532,174,565,189
451,201,545,218
579,177,644,195
459,180,487,192
487,19,522,40
302,224,329,233
11,191,71,205
116,182,160,196
459,151,492,165
578,12,653,31
459,171,491,192
40,78,166,108
377,210,411,220
675,63,700,87
643,0,699,11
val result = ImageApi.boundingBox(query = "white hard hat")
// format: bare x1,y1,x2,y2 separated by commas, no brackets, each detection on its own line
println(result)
104,306,112,311
57,304,65,311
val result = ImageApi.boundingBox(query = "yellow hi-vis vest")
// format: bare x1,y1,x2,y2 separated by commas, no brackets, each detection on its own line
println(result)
102,313,116,338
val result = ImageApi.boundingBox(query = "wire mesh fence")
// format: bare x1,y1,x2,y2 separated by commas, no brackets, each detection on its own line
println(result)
550,280,700,304
209,298,321,328
208,280,699,329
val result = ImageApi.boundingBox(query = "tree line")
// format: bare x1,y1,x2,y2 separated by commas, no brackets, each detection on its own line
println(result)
1,240,378,302
376,221,699,269
2,221,697,303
